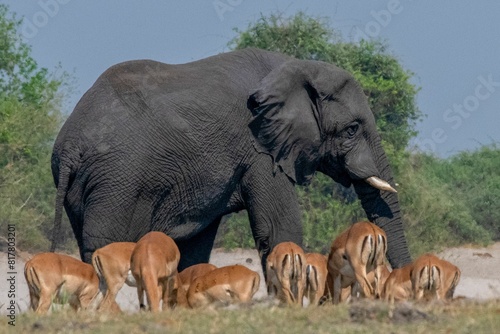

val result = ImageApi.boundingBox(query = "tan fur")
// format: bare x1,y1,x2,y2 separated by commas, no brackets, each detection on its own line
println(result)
437,257,461,300
330,265,391,303
92,242,136,313
266,242,307,305
24,252,101,314
178,263,217,292
130,231,180,312
304,253,328,306
411,253,461,301
348,265,391,301
187,264,260,308
174,263,217,308
326,221,387,304
174,274,189,308
383,264,413,303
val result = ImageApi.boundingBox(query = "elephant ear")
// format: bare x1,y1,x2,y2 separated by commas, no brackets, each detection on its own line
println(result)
247,61,322,185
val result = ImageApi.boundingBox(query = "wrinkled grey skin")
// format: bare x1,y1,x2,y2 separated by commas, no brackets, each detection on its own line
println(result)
51,48,412,272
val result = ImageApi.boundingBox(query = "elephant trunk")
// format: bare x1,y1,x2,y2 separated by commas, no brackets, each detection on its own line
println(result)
353,138,412,269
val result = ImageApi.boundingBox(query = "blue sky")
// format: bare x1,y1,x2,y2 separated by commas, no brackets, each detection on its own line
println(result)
4,1,500,157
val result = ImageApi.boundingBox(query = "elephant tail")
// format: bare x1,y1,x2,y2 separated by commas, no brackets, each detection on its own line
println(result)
50,164,70,252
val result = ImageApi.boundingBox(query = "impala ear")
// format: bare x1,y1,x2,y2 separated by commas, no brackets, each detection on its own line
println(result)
247,61,322,185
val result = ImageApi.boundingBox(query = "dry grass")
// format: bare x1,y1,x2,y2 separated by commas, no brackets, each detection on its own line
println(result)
5,298,500,334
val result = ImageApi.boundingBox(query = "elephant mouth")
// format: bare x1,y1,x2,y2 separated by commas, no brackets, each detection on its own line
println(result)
365,176,397,193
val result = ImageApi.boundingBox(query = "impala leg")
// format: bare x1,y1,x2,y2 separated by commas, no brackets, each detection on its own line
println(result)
35,291,53,314
136,280,146,310
333,274,342,305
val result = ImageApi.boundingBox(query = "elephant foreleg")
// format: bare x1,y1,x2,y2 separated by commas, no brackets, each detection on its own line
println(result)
241,158,303,277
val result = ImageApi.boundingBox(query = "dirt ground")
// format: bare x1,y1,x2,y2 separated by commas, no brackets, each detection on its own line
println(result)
1,243,499,314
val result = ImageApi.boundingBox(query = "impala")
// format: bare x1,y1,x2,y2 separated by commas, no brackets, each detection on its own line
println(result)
411,253,461,301
327,221,387,304
187,264,260,308
382,263,413,303
130,231,180,312
266,241,307,305
91,242,136,313
24,252,101,314
173,263,218,308
304,253,328,306
178,263,217,292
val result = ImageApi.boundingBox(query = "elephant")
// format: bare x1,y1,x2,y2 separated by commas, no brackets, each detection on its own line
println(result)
50,47,412,273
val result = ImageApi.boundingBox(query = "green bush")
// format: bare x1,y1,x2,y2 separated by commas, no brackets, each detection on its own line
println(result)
399,153,492,256
0,5,74,253
419,146,500,240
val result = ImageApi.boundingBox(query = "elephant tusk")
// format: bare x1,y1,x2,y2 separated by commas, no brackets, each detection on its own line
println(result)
365,176,397,193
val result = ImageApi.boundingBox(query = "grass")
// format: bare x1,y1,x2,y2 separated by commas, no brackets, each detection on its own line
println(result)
6,299,500,334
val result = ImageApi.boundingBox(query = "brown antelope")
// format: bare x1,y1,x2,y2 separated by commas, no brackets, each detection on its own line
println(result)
348,265,391,300
174,263,217,308
24,252,101,314
91,242,136,313
382,263,413,303
411,253,461,301
178,263,217,292
130,231,180,312
187,264,260,308
304,253,328,306
266,242,307,305
436,257,461,300
327,221,387,304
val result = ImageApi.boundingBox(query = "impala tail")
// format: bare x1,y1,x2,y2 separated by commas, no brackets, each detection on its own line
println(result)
281,252,305,303
251,273,260,297
24,264,41,310
446,269,461,299
306,264,319,292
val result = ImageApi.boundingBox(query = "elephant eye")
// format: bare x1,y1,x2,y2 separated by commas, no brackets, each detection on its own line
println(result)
345,123,359,138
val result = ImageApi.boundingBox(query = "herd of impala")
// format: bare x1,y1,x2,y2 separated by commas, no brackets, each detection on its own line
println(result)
23,221,461,314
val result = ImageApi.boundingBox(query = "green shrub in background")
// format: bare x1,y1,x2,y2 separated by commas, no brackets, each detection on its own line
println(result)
413,147,500,240
0,5,75,252
398,153,492,256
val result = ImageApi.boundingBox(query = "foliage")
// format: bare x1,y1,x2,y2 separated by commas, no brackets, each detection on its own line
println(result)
415,146,500,240
399,153,492,256
230,12,338,62
0,5,73,252
216,213,255,249
297,173,365,253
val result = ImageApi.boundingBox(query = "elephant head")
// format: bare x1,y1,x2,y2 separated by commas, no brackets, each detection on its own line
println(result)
247,59,411,268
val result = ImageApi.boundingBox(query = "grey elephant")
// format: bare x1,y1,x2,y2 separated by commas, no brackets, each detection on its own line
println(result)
51,48,412,272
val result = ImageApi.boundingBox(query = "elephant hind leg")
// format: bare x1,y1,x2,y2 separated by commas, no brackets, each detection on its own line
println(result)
176,218,221,271
80,194,143,263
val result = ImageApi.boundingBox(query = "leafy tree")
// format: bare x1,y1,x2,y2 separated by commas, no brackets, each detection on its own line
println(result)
219,12,492,255
0,5,71,251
